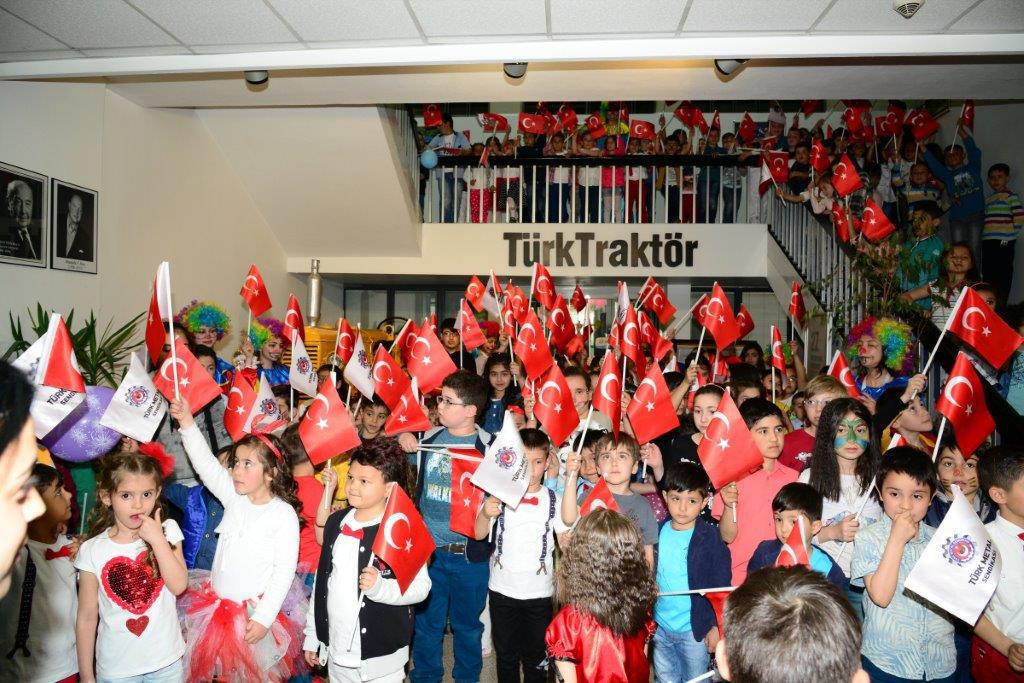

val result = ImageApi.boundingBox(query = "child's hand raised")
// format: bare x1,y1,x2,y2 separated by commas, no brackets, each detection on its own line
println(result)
481,495,502,519
168,398,194,428
639,443,663,470
303,651,320,668
833,513,860,542
137,508,166,546
522,393,536,420
564,451,582,476
398,432,418,453
67,534,83,560
358,566,380,592
322,467,338,494
720,482,739,506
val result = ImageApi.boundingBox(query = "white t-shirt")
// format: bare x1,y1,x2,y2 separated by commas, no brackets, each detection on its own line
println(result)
74,522,186,679
0,536,79,683
799,469,882,576
578,165,602,187
983,513,1024,641
488,487,570,600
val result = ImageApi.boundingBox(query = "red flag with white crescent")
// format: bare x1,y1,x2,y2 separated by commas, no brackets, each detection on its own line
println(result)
239,264,272,317
935,352,995,455
153,340,221,413
591,352,622,438
579,477,620,517
827,351,862,399
371,485,436,593
532,364,580,446
299,379,361,465
945,286,1023,370
283,294,305,345
626,363,679,444
697,391,762,490
449,454,485,537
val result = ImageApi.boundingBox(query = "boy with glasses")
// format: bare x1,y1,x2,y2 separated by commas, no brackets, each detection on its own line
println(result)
780,376,847,473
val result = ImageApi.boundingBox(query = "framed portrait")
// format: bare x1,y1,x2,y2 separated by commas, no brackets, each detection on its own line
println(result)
50,179,98,274
0,161,48,269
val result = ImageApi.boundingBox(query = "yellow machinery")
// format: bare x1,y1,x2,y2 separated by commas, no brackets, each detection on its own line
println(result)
280,322,397,369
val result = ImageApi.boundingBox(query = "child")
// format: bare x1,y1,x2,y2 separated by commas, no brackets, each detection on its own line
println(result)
746,482,847,589
601,135,625,223
789,390,806,430
0,464,78,683
851,447,954,682
163,443,230,570
440,317,478,374
398,370,493,683
465,142,493,224
974,446,1024,680
729,377,762,406
303,438,430,682
280,424,325,578
844,316,915,400
714,399,799,585
927,435,995,527
474,429,569,683
982,163,1024,285
562,433,659,566
653,462,731,682
357,396,391,442
897,201,945,311
240,316,290,387
715,566,867,683
900,162,945,216
625,136,649,223
170,397,304,682
649,384,725,484
75,451,187,683
573,430,603,503
481,353,521,434
924,134,985,265
545,509,658,682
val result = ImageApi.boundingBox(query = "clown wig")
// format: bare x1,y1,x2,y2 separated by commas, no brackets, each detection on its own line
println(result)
844,316,915,376
175,300,231,340
249,317,285,351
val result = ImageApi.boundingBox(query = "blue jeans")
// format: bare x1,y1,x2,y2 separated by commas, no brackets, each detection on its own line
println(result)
437,172,458,223
99,658,183,683
547,182,571,223
846,582,865,623
722,186,739,223
652,627,709,683
862,656,955,683
577,186,600,223
410,549,489,683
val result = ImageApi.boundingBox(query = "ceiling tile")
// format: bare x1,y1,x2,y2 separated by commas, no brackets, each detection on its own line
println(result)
427,34,548,44
0,0,176,48
267,0,421,42
130,0,296,45
682,0,833,32
190,42,305,54
0,8,67,51
814,0,980,32
950,0,1024,32
80,45,191,57
551,0,688,34
408,0,546,37
0,50,83,61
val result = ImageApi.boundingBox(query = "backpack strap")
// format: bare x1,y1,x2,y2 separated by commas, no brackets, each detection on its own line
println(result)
5,553,35,659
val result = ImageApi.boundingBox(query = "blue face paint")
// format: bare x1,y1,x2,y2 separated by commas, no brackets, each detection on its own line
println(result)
834,418,869,452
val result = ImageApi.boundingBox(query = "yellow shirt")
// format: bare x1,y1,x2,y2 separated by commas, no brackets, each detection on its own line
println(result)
315,457,351,506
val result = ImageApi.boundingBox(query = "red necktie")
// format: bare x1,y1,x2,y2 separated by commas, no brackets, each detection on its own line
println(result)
520,496,538,506
45,545,71,561
340,525,364,540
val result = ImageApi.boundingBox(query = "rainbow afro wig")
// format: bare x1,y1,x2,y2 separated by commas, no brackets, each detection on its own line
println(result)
844,316,915,376
175,300,231,340
249,317,285,351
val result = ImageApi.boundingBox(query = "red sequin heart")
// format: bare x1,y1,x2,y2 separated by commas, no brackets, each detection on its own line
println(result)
101,551,164,616
126,615,149,636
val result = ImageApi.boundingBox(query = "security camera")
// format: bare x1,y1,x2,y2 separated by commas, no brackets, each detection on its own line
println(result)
893,0,924,19
714,59,748,77
503,62,528,79
244,70,269,85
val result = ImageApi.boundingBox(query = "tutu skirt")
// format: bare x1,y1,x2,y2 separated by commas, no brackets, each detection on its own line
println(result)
179,572,308,682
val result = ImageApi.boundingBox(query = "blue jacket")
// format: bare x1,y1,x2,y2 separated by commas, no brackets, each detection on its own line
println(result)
654,517,732,640
925,492,996,529
747,539,848,590
164,483,224,570
924,136,984,220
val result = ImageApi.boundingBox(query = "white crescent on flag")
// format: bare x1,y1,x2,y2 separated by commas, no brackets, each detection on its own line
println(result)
383,513,410,551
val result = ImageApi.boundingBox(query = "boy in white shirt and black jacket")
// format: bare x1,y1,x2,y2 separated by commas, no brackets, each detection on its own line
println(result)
304,438,431,683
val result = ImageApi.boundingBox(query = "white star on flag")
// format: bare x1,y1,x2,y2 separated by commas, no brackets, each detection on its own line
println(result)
646,402,655,412
179,377,190,388
982,327,991,337
717,438,730,450
317,418,328,429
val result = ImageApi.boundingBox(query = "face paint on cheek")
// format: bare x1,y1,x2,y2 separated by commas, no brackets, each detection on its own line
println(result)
835,420,869,451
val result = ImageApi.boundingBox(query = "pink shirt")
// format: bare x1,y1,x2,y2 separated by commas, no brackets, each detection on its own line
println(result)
780,428,816,472
712,463,799,585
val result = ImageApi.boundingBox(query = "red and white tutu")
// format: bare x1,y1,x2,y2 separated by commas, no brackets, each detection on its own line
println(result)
178,572,308,682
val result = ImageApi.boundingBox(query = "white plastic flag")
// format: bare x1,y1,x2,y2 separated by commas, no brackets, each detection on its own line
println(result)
12,336,85,438
471,412,530,508
246,378,283,432
904,485,1001,624
99,352,167,442
343,330,375,399
289,332,319,398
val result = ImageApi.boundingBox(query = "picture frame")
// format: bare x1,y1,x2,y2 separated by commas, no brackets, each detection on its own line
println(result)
50,178,98,274
0,161,48,269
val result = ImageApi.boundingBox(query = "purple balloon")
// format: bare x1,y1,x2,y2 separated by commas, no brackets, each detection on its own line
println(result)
43,385,121,463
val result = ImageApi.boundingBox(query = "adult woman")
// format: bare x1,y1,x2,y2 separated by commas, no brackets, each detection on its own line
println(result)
176,300,234,387
240,317,289,387
844,316,915,401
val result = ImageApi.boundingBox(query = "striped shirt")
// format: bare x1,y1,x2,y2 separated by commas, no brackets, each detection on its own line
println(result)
982,189,1024,241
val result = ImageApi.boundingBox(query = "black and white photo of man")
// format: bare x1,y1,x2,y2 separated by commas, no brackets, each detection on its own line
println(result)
0,163,46,268
51,179,97,273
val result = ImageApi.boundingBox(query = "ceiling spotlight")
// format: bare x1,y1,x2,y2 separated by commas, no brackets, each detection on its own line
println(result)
503,62,528,79
714,59,749,78
244,70,269,85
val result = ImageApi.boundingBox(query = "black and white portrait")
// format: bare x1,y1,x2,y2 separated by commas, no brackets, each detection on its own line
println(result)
0,162,47,269
50,179,98,274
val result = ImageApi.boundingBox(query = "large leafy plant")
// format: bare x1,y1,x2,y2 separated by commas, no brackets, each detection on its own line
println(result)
2,303,143,387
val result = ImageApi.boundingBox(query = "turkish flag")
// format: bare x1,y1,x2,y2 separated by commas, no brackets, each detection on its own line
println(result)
875,112,901,138
644,282,677,325
557,104,579,132
946,287,1023,369
513,310,555,380
499,298,517,337
299,380,361,465
592,352,622,438
38,314,86,393
507,283,530,324
737,112,757,145
406,323,457,395
697,391,762,490
907,108,940,141
861,198,896,242
626,363,680,444
384,382,432,436
887,101,907,127
372,345,411,410
619,306,647,378
372,485,436,593
775,516,811,568
334,318,356,365
702,282,741,351
531,262,557,311
692,106,709,135
580,477,620,517
565,334,585,358
571,284,587,312
693,294,710,326
546,295,575,352
393,319,418,367
239,264,272,317
477,112,509,132
830,202,859,243
789,282,806,329
423,104,443,128
704,590,731,637
456,300,487,351
800,100,820,117
637,276,657,308
465,275,486,312
766,150,790,183
144,261,173,365
283,294,305,346
586,113,605,139
831,154,864,198
425,313,438,335
449,454,485,537
841,107,865,133
960,100,975,131
673,102,694,126
628,118,656,141
935,352,995,455
770,325,787,375
637,310,657,347
736,304,755,339
827,351,862,399
224,372,258,442
518,112,547,135
533,364,580,446
616,102,629,124
153,340,222,412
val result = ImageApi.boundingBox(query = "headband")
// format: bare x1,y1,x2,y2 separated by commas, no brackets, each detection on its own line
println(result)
252,432,283,462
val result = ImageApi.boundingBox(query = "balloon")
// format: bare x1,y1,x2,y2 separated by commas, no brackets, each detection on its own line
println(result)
42,386,122,463
420,149,438,169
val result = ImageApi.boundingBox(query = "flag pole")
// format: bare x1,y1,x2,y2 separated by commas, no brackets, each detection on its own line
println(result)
459,298,465,368
931,417,947,462
919,286,967,380
321,457,334,511
389,319,410,355
162,265,180,400
683,671,715,683
79,492,88,534
771,368,776,403
332,317,344,374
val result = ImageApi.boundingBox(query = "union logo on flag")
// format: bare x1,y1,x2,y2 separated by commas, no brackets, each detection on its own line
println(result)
126,386,150,407
357,348,370,368
942,534,976,567
259,398,278,415
297,357,311,374
495,447,517,469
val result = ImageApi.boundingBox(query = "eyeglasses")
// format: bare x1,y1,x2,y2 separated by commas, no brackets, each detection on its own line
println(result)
438,396,466,408
804,399,830,408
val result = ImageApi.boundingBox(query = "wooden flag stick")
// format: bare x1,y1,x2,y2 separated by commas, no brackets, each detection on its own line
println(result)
931,417,948,463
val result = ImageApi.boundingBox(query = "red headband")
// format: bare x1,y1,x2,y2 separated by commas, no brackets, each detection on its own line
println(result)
252,432,283,461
